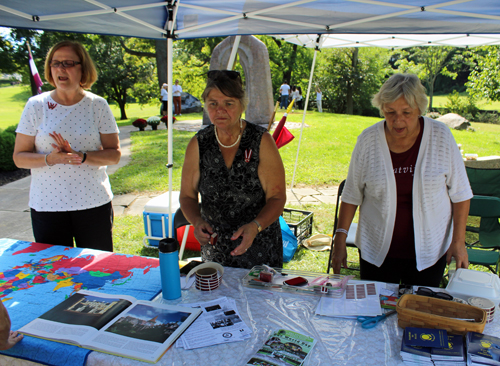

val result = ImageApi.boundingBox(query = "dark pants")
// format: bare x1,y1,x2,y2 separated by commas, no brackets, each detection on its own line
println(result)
173,96,182,115
360,252,447,287
31,202,114,252
280,95,288,109
162,101,168,114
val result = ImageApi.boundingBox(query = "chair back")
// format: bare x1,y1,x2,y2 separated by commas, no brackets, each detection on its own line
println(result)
466,167,500,198
469,195,500,249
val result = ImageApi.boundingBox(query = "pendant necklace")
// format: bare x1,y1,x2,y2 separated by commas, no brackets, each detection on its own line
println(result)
215,119,243,148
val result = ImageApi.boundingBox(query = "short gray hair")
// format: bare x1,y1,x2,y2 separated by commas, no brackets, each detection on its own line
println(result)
372,74,428,116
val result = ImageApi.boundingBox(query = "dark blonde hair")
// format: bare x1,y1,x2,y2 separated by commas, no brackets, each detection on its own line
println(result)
201,70,248,112
44,41,97,89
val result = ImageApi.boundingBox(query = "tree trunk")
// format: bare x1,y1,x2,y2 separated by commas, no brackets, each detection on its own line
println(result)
345,48,359,115
156,39,168,89
118,99,127,120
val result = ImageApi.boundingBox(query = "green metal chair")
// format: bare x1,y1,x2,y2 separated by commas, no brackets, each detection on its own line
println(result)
466,195,500,274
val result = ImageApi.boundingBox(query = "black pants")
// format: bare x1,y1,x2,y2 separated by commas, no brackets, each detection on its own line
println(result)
360,252,447,287
31,202,114,251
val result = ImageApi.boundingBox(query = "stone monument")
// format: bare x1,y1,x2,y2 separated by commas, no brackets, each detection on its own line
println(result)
203,36,274,126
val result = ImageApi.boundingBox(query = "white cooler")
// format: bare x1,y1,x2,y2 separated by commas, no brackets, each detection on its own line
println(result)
143,191,181,247
446,268,500,307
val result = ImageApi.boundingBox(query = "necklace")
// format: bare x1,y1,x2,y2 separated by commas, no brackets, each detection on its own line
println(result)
214,119,243,148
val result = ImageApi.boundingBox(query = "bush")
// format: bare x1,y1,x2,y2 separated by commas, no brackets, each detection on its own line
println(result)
147,116,161,126
444,91,479,119
0,130,17,171
474,112,499,124
132,118,147,130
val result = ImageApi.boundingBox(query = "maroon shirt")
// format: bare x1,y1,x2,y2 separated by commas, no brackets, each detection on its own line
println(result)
386,118,424,259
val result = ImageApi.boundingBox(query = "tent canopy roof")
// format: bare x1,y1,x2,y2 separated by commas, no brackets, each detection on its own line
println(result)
1,0,500,47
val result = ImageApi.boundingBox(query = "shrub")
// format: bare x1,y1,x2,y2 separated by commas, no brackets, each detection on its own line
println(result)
160,115,177,124
474,112,499,124
444,91,479,119
132,118,147,130
0,130,17,171
147,116,161,126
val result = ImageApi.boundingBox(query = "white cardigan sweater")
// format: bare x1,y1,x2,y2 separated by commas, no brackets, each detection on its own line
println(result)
342,117,472,271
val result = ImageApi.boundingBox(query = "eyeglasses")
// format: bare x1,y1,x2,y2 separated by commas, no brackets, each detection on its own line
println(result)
49,60,81,68
416,287,453,301
207,70,241,80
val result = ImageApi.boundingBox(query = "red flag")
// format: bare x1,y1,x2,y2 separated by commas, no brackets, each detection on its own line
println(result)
272,114,294,149
27,43,43,94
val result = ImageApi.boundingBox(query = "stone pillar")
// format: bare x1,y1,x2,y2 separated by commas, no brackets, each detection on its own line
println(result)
202,36,274,126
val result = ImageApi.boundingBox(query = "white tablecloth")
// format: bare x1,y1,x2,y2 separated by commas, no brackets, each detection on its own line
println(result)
3,267,500,366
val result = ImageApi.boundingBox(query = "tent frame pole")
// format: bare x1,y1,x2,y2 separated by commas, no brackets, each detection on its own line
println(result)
290,36,321,198
227,35,241,70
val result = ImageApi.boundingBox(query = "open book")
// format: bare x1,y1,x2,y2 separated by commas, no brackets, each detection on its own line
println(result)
19,290,202,363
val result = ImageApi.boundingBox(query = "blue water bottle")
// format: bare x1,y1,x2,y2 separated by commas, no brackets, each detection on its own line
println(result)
158,238,181,300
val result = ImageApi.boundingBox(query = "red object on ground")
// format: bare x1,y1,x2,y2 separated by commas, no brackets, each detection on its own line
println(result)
176,225,200,251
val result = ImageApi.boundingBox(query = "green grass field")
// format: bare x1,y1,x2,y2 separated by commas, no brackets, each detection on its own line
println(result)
3,84,499,279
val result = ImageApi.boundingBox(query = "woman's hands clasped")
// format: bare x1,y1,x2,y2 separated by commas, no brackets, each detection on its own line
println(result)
192,218,258,257
47,131,83,165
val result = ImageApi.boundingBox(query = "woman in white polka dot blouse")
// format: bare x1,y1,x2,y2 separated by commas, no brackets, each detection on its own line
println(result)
13,40,121,251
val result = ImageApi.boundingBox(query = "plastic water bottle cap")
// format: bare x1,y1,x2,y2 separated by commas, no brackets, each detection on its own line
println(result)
159,238,179,253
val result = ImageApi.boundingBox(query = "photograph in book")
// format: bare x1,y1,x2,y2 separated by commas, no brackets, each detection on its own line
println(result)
105,304,191,343
19,290,202,363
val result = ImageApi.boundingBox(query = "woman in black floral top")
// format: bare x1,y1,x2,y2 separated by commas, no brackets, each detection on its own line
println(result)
180,70,286,269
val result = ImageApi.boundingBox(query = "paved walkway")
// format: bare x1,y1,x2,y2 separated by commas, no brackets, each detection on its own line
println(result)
0,120,338,243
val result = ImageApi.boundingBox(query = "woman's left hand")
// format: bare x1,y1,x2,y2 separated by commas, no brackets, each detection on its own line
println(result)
49,132,76,154
446,239,469,269
230,222,259,256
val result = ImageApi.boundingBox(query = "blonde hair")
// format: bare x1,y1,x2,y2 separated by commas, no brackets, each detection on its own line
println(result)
44,41,97,89
372,73,428,116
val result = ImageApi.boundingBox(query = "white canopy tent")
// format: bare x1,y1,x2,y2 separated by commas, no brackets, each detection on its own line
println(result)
1,0,500,236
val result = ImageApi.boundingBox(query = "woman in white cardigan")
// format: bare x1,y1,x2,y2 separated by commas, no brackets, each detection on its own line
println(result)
331,74,472,287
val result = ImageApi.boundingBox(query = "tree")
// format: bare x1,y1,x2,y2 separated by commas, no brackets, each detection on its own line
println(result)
394,46,459,110
314,47,392,115
466,46,500,102
89,36,156,120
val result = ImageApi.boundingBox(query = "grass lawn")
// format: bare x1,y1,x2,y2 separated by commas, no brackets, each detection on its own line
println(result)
3,85,499,280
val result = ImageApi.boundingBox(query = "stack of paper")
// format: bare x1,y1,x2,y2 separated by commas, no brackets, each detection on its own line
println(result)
246,329,316,366
466,332,500,366
315,282,382,317
431,334,465,365
176,297,252,349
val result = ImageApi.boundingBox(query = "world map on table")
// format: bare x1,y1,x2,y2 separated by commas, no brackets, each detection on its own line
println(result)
0,238,163,366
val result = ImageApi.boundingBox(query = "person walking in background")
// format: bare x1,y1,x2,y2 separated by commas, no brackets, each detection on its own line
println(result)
13,40,121,252
160,83,168,116
296,86,303,110
173,79,183,116
316,86,323,113
279,81,290,109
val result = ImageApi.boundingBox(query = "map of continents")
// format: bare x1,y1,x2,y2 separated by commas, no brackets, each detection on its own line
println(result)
0,238,162,332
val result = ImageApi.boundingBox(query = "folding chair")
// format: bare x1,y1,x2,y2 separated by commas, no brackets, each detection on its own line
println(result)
326,180,359,273
466,195,500,274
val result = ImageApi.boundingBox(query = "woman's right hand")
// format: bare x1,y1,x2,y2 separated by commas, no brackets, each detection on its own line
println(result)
193,219,213,246
331,235,348,274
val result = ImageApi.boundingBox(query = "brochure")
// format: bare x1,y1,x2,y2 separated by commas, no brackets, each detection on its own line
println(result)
404,327,448,348
466,331,500,366
19,290,202,363
246,329,316,366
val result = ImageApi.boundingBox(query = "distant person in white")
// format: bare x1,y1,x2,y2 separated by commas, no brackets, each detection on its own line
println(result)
279,81,290,109
316,87,322,113
173,79,183,116
13,40,121,252
160,83,168,116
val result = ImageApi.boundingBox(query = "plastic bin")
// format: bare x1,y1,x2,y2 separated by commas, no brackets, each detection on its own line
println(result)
281,208,313,246
143,192,181,247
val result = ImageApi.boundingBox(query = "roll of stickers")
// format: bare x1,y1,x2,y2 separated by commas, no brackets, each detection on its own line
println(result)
468,297,496,323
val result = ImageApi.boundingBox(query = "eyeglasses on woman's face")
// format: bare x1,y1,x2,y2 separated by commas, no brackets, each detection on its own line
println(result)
416,287,453,301
207,70,241,80
49,60,81,68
